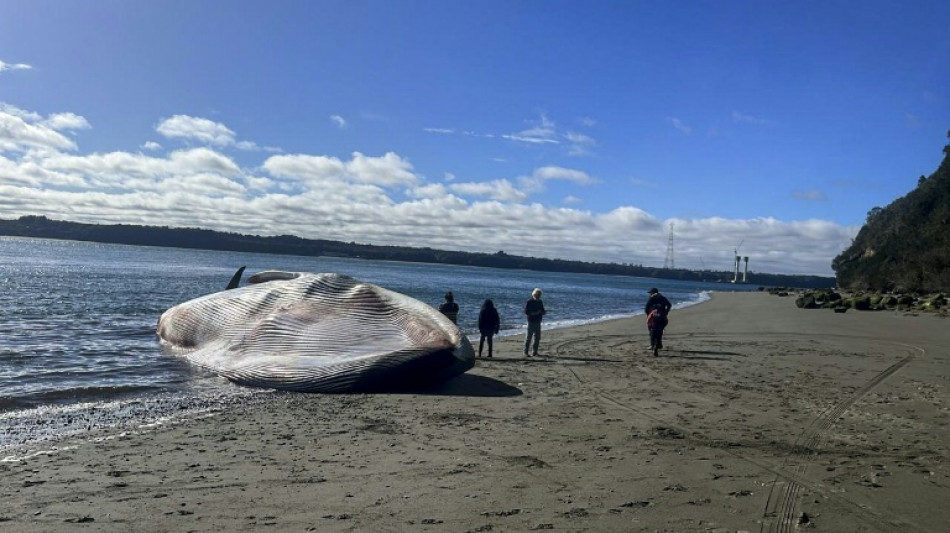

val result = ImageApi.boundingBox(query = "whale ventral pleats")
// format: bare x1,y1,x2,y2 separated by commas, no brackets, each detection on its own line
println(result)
157,271,475,392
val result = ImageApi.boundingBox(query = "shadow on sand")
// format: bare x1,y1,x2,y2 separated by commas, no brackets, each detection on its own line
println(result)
664,349,745,360
479,355,629,364
400,373,523,398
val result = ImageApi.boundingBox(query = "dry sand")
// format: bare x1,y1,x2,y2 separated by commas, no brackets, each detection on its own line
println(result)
2,291,949,532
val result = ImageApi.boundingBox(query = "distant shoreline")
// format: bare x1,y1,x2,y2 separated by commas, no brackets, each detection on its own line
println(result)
0,215,836,288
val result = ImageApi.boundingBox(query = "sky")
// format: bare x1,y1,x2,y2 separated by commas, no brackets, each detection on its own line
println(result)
1,1,948,277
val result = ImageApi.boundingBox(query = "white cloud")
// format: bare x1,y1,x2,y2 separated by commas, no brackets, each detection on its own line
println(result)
0,102,855,276
563,195,583,205
667,117,692,135
156,115,237,147
263,154,345,183
346,152,418,187
515,166,596,196
0,103,42,121
533,166,596,185
564,131,596,156
424,114,597,157
597,207,661,232
39,147,240,187
141,141,162,151
155,115,269,152
409,183,449,199
263,151,418,188
0,105,82,152
330,115,346,128
0,61,32,72
172,173,247,198
450,179,527,202
792,189,827,201
44,113,91,131
732,110,772,126
503,114,559,144
234,140,259,151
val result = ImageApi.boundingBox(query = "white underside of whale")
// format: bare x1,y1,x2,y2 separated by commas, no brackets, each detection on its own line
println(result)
157,271,475,392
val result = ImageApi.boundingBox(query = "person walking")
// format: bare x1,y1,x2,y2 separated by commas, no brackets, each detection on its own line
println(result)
644,287,672,356
477,299,501,358
439,291,459,324
524,288,545,357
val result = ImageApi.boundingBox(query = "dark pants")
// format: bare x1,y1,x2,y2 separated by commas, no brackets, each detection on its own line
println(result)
478,333,494,356
649,325,665,351
648,315,668,355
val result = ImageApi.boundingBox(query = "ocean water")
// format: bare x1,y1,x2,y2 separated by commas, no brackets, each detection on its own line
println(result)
0,236,756,452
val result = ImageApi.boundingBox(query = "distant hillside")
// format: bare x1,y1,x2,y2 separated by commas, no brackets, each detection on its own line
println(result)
0,215,834,288
833,132,950,292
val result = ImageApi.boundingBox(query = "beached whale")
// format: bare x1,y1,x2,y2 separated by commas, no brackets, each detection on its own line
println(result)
157,270,475,392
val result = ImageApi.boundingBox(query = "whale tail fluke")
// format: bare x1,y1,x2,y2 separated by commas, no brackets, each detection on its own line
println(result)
225,266,247,290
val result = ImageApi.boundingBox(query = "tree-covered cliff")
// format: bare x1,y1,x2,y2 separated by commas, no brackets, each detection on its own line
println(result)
832,133,950,292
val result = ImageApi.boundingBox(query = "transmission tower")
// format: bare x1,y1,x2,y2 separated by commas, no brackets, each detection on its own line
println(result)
663,223,675,269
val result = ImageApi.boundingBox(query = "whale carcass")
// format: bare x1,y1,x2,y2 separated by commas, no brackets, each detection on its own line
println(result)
157,270,475,392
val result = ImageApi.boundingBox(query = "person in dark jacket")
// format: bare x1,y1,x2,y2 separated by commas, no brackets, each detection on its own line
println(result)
524,288,545,356
477,299,501,358
644,287,672,356
439,291,459,324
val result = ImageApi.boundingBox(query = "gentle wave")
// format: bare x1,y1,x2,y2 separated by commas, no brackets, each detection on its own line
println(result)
1,385,274,454
0,384,162,411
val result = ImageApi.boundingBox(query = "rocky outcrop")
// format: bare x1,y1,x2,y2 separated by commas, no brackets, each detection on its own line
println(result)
773,287,948,316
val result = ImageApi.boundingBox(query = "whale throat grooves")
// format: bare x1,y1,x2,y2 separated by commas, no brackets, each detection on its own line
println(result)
157,271,475,392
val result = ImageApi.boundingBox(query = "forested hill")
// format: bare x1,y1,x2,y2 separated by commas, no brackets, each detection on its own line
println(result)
833,133,950,292
0,215,833,288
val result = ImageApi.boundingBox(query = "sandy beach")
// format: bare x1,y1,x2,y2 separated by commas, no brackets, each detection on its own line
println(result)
2,291,949,532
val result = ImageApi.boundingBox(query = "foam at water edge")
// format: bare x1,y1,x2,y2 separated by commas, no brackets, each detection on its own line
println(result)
1,386,274,460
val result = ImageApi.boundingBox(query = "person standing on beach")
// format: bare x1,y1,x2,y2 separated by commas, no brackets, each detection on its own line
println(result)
524,288,545,357
644,287,672,356
439,291,459,324
477,299,501,358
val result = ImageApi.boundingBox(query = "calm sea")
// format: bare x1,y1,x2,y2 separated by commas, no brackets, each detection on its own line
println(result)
0,237,756,452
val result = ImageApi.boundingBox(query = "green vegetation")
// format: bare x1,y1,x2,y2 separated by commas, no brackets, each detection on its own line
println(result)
0,215,833,288
832,132,950,292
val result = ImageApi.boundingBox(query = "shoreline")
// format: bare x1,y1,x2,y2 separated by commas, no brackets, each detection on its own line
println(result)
2,291,948,532
480,288,713,341
1,289,717,427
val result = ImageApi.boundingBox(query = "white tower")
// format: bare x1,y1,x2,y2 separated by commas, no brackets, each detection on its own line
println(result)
731,240,744,283
663,223,675,269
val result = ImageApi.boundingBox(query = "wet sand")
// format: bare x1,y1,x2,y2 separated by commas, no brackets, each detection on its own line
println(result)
2,291,949,532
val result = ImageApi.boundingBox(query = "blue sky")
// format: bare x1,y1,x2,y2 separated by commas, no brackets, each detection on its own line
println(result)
1,1,948,276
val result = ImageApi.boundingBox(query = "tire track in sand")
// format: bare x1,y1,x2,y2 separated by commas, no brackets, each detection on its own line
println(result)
759,343,920,533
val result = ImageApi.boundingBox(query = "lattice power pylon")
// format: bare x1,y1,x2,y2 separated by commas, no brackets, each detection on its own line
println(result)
663,223,675,269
